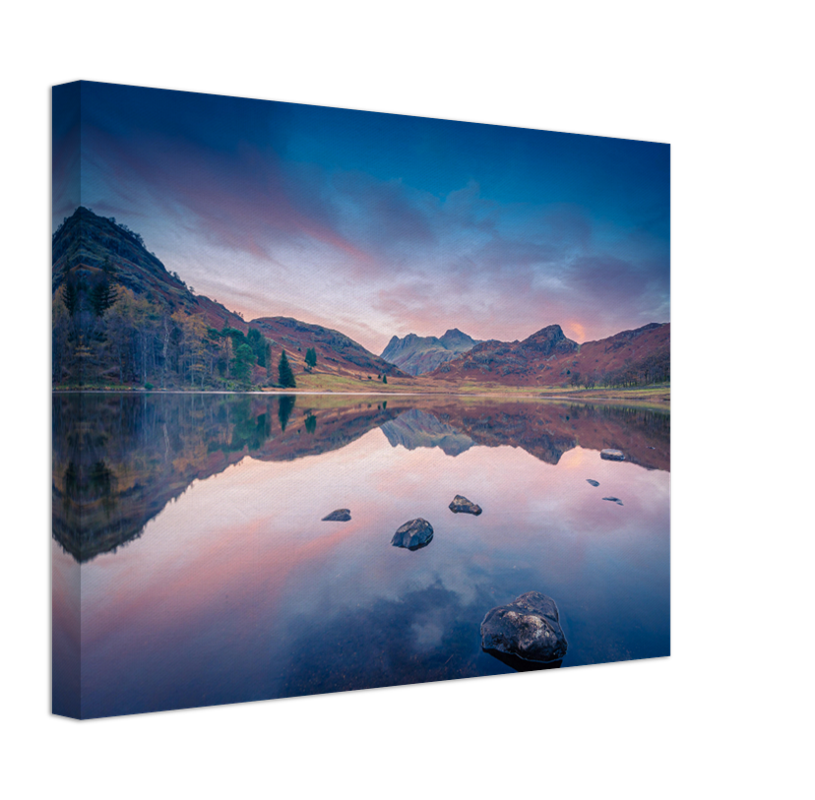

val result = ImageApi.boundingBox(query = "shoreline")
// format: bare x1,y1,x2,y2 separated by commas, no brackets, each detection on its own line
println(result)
51,385,671,409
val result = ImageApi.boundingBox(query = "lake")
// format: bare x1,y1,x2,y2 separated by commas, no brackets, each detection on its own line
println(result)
52,392,670,718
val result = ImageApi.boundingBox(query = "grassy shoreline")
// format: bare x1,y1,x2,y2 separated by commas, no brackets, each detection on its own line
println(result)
53,381,670,409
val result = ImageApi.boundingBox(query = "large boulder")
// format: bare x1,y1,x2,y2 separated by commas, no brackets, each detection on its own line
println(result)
480,591,567,664
448,495,482,515
391,518,434,550
322,509,351,521
600,449,625,461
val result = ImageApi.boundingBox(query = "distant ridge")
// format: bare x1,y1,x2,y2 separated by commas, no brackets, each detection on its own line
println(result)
428,322,669,388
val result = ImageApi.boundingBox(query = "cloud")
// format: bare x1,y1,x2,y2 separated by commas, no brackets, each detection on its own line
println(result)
82,124,371,264
74,97,669,353
567,255,651,299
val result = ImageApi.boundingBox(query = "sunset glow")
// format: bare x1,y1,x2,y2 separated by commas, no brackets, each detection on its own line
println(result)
53,82,670,352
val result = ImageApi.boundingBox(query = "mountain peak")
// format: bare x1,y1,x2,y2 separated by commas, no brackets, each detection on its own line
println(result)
381,328,479,375
439,328,477,351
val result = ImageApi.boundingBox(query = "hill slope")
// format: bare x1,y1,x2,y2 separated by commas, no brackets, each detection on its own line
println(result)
52,206,246,331
251,316,407,379
51,207,406,388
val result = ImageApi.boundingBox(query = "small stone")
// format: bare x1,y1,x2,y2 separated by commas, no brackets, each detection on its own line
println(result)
600,449,625,461
602,497,624,506
322,509,351,522
391,518,434,550
586,479,600,487
448,495,482,515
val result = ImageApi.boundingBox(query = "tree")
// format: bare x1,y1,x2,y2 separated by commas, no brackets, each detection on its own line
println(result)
247,327,267,366
305,347,317,370
382,374,388,384
89,279,118,317
278,394,296,431
62,281,80,316
231,343,255,387
278,349,296,388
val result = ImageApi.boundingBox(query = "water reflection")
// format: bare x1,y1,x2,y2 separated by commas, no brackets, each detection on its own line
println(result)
52,392,670,717
52,393,669,563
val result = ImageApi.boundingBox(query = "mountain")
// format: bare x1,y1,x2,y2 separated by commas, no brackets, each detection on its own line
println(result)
52,206,246,331
52,208,667,392
429,322,669,388
251,316,407,378
380,328,480,375
51,207,406,387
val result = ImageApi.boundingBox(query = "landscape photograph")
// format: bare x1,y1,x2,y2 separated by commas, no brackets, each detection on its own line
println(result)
52,81,670,719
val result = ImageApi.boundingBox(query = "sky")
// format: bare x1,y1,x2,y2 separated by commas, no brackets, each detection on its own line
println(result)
53,81,670,353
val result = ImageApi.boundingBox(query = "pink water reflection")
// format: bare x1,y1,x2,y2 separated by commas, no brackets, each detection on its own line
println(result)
55,411,669,717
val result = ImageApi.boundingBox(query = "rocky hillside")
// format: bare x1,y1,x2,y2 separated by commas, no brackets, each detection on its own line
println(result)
52,206,247,331
380,328,480,375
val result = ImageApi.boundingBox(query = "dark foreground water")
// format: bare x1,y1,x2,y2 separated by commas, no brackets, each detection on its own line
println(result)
52,392,670,718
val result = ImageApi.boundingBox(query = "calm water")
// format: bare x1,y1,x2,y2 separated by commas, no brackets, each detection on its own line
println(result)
52,392,670,718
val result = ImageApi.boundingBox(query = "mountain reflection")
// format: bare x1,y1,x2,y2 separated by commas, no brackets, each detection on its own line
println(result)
52,392,669,562
381,408,474,455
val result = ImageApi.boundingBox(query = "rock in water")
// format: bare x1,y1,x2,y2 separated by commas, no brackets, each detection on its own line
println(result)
391,518,434,550
448,495,482,515
586,479,600,487
602,497,624,506
322,509,351,522
480,591,567,664
600,449,625,461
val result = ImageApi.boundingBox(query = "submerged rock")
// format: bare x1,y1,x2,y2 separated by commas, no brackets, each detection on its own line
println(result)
480,591,568,664
322,509,351,522
600,449,625,461
586,479,600,487
391,518,434,550
448,495,482,515
602,497,624,506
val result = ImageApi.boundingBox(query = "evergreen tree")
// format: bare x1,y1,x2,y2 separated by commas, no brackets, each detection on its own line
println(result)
62,281,80,316
247,327,267,366
89,279,117,317
278,394,296,431
231,343,255,387
305,347,317,370
278,349,296,388
382,374,388,384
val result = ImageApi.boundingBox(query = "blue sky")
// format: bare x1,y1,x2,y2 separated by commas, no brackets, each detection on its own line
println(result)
53,81,669,352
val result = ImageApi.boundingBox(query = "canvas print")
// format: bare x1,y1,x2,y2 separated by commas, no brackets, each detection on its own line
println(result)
52,82,670,719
